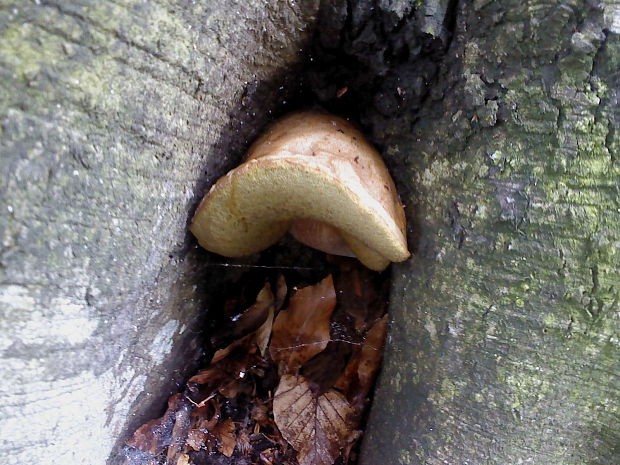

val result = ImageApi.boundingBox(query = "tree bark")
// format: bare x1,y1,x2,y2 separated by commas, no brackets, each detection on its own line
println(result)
0,2,318,464
361,1,620,464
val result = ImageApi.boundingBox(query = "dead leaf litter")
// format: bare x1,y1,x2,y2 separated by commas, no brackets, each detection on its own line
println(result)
124,259,388,465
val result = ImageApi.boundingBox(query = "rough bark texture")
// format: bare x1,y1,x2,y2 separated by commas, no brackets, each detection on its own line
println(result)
0,2,319,464
360,0,620,464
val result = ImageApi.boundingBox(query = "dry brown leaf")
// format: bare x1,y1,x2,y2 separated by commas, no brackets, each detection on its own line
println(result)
335,315,388,409
166,398,193,465
185,400,220,452
211,282,275,360
187,366,231,407
189,337,258,406
186,428,207,451
301,341,352,394
190,400,220,427
210,332,255,365
273,374,355,465
246,282,275,342
256,300,275,357
186,403,237,456
357,315,388,393
126,393,186,455
188,365,227,385
333,348,359,396
176,453,191,465
187,421,220,452
270,276,336,374
214,418,237,457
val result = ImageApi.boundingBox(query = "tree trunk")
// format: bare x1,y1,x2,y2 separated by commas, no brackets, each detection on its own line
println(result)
361,1,620,464
0,2,318,464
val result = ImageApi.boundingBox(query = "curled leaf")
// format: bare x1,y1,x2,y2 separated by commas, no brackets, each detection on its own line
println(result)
270,276,336,374
335,315,388,410
357,315,388,393
256,300,275,357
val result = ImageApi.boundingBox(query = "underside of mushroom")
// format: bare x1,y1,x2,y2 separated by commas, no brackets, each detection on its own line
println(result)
190,111,410,271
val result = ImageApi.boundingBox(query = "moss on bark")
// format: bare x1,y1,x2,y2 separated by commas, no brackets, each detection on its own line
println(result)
0,1,319,464
362,1,619,464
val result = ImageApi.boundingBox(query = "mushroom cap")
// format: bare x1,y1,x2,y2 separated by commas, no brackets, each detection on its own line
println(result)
190,111,410,270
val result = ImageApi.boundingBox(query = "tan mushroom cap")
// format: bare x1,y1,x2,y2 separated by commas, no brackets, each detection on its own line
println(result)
190,111,410,271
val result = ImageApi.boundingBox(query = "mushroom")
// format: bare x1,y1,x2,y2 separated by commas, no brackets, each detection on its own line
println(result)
190,111,409,271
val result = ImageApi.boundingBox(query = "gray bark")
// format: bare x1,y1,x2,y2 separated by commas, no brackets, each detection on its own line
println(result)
360,1,620,464
0,1,318,464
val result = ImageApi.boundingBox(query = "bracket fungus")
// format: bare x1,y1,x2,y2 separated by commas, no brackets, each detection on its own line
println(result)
190,111,410,271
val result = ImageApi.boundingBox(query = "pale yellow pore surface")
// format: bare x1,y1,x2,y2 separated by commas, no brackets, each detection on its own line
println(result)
190,156,409,269
190,111,410,271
